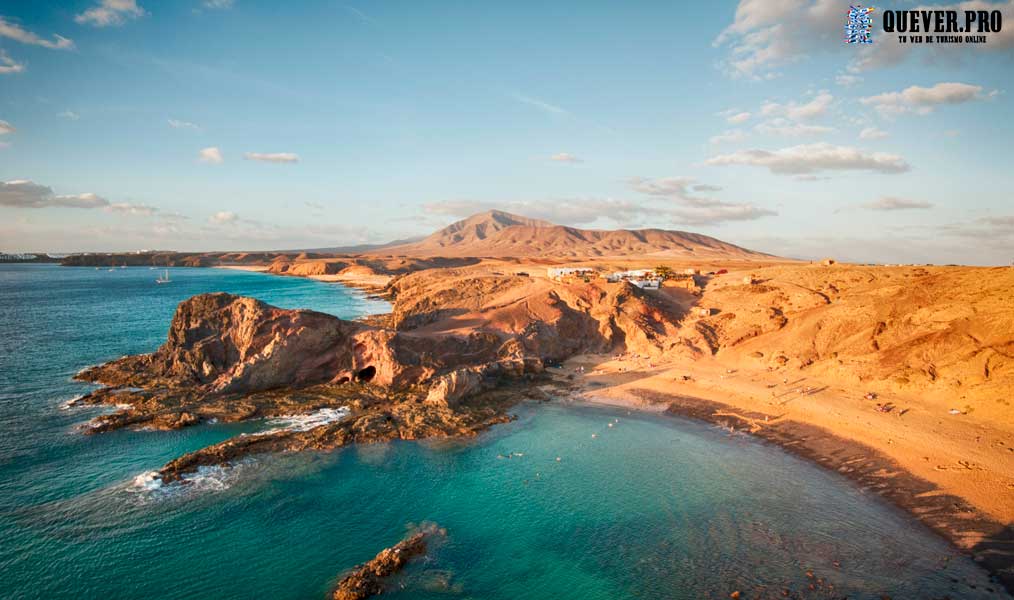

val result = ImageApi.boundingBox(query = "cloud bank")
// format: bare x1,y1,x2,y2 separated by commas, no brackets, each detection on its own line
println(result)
706,143,910,175
244,152,300,163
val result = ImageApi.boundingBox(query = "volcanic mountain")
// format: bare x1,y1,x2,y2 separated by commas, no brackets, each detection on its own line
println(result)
374,210,770,259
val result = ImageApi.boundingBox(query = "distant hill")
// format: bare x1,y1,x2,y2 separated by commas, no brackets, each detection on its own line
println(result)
298,236,425,255
373,210,771,259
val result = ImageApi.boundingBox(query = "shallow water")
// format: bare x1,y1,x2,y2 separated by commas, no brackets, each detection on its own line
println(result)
0,264,1005,599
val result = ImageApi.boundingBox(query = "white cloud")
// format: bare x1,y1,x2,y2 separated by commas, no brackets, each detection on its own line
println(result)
0,50,25,74
0,120,14,135
0,180,109,208
754,118,833,137
168,118,200,130
705,143,910,175
208,211,238,224
860,82,994,116
549,152,583,163
715,0,1014,78
626,176,777,225
859,126,888,140
627,176,698,197
203,0,235,8
198,146,223,164
863,197,933,211
0,180,161,216
0,17,74,49
712,0,841,78
105,202,158,216
693,184,723,192
761,91,833,121
243,152,299,163
726,111,751,124
75,0,146,27
57,111,80,120
835,73,862,87
709,129,748,145
978,215,1014,228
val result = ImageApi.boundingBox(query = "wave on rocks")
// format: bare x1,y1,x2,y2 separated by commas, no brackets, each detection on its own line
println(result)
127,464,245,501
259,407,350,434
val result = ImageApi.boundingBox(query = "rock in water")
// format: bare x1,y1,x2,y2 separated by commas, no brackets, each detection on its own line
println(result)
331,524,445,600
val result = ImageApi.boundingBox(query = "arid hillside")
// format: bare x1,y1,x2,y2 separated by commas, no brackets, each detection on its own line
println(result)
375,210,773,259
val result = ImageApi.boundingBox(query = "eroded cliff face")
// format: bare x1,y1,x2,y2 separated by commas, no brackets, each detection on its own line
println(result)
71,270,688,482
78,293,369,392
79,272,682,408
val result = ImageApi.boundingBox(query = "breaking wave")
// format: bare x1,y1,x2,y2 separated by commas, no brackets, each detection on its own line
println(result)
127,464,246,502
259,407,350,434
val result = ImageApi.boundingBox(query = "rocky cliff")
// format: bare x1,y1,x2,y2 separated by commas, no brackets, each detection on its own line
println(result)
73,272,681,481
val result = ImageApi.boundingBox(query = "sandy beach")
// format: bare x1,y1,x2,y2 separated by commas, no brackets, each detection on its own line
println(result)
218,264,393,291
554,351,1014,584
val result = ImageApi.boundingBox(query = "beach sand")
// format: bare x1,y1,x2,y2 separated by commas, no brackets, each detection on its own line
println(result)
217,264,392,290
556,352,1014,586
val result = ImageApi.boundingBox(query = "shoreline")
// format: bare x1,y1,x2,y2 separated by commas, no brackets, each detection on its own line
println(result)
216,264,393,298
58,258,1014,590
553,356,1014,592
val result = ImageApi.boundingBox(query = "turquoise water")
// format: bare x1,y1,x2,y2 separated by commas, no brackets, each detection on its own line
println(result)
0,264,1004,599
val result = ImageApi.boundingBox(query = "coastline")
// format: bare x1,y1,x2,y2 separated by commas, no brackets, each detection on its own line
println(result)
217,264,393,297
554,354,1014,591
67,257,1014,590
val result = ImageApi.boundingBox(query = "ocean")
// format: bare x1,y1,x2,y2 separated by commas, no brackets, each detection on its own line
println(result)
0,264,1004,599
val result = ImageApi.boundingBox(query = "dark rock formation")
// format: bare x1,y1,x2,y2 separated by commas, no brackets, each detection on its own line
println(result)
331,524,445,600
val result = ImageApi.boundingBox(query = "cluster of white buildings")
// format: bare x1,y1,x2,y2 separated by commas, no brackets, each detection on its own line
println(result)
605,269,661,289
547,265,709,291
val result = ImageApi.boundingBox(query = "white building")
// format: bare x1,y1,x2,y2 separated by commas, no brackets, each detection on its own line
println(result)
606,269,660,289
547,267,595,280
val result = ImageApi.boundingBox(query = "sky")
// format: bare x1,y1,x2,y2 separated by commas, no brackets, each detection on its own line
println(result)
1,0,1012,265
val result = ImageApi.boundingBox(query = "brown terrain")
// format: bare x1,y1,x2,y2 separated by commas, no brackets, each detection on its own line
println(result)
66,210,1014,590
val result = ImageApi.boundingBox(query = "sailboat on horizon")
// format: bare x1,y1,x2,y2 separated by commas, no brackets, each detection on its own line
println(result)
155,269,171,284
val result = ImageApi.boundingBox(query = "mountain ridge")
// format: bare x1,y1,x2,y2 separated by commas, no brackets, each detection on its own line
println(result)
373,210,772,259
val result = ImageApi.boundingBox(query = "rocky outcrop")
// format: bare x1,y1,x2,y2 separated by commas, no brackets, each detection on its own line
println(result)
157,391,512,482
72,263,689,480
424,359,527,407
77,294,361,392
331,524,445,600
75,293,515,398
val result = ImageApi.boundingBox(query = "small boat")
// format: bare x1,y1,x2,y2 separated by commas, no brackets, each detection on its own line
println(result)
155,269,171,284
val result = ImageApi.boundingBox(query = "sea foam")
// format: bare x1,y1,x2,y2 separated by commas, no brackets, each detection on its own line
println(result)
259,407,350,434
128,464,244,500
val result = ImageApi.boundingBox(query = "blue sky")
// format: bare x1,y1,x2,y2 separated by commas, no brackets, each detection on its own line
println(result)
1,0,1012,264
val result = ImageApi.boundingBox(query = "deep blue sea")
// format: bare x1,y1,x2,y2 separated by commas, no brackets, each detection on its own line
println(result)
0,264,1005,599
